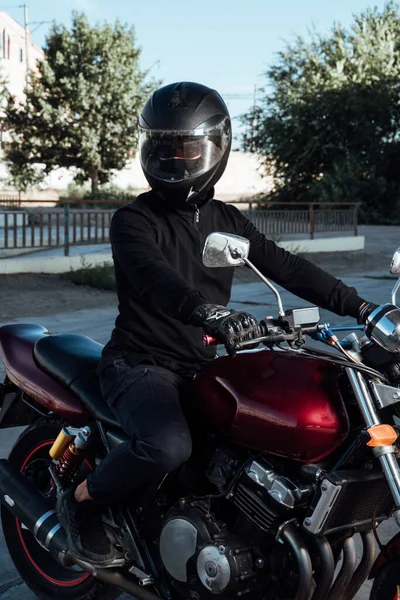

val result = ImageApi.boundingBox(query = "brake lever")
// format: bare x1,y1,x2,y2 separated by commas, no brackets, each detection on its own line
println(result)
234,331,297,351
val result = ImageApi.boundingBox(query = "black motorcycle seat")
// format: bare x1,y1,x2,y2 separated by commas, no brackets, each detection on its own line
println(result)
34,334,121,429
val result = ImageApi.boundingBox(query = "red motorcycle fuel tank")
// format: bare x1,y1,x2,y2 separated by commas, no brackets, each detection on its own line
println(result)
194,349,349,463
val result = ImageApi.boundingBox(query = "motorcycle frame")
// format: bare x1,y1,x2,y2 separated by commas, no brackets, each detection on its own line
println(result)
0,379,52,428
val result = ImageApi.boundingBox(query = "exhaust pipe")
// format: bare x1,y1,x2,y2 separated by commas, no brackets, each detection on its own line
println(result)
0,459,162,600
327,537,357,600
310,535,335,600
279,522,313,600
343,531,376,600
0,459,69,562
73,557,170,600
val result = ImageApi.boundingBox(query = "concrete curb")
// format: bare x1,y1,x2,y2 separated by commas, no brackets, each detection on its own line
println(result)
278,236,365,253
0,236,365,274
0,253,112,274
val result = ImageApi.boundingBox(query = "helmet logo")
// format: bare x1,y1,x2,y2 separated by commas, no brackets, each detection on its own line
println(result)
168,88,188,109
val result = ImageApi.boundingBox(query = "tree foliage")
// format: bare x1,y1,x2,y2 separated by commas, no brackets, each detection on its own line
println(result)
0,69,13,156
244,1,400,222
0,70,9,109
5,12,155,192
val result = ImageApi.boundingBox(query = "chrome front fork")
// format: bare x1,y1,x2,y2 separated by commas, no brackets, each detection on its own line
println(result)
346,368,400,525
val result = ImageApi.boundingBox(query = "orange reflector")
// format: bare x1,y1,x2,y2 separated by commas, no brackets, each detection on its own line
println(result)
367,424,398,447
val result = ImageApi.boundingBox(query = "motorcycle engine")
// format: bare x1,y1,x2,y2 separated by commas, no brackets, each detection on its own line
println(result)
159,502,257,598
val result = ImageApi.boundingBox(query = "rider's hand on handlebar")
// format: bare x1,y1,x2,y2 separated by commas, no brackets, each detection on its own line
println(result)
190,304,261,356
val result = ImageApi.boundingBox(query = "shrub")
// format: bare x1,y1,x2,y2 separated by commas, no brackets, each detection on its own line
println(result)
62,259,116,290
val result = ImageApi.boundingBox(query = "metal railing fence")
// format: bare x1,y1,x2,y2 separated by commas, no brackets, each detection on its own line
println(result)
0,200,359,257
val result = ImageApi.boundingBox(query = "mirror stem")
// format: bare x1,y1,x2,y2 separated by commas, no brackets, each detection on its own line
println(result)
391,278,400,306
241,256,285,317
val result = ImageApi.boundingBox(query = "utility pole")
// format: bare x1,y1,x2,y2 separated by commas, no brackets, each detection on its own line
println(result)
250,83,257,152
22,3,30,84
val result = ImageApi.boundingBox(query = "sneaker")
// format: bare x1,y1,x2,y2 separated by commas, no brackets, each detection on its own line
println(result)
56,488,124,568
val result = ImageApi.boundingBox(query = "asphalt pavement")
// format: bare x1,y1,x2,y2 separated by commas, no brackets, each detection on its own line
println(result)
0,273,399,599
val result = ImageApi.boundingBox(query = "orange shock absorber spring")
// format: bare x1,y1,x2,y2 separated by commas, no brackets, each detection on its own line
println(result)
51,426,91,488
55,444,82,485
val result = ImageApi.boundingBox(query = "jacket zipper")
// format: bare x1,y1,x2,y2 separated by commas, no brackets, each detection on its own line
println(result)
193,204,203,255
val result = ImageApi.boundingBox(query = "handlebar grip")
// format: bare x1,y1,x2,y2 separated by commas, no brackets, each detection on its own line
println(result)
203,334,218,346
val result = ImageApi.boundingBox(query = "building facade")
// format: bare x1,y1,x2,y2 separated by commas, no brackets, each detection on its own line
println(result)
0,11,43,100
0,12,43,188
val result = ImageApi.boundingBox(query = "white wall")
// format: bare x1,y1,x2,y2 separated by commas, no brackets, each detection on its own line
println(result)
43,151,271,202
0,11,43,100
214,152,272,201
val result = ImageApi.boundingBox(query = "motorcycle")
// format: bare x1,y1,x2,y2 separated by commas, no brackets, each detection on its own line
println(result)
1,232,400,600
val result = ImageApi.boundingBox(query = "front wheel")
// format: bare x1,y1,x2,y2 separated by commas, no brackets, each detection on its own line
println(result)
370,559,400,600
1,419,120,600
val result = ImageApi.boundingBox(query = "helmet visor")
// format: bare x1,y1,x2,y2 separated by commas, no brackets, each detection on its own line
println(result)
139,117,231,183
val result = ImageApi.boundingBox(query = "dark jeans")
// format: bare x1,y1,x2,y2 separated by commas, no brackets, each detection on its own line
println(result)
87,356,192,504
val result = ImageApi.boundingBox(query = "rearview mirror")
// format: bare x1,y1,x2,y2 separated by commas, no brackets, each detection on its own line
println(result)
390,248,400,275
202,232,250,268
391,248,400,306
203,231,285,316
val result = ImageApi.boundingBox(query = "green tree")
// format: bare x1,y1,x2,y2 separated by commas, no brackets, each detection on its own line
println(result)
5,12,155,192
0,70,9,109
0,71,10,154
244,1,400,222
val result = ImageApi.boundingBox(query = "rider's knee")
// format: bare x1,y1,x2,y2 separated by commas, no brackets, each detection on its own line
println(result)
140,427,192,474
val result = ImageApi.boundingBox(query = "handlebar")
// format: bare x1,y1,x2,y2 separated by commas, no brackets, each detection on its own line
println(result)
202,322,367,352
202,322,322,350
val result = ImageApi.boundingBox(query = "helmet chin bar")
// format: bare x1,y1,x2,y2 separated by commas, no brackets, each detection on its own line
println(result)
150,163,221,206
183,171,216,204
185,169,216,203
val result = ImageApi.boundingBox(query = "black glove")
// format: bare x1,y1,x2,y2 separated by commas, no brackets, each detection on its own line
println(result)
190,304,261,356
358,302,379,324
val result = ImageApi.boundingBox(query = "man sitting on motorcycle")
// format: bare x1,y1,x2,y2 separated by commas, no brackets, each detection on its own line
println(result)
58,81,376,566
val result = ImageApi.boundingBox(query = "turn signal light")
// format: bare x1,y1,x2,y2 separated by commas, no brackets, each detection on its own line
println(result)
367,424,398,447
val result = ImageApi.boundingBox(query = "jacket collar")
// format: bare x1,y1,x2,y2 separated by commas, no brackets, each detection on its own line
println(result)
154,187,214,217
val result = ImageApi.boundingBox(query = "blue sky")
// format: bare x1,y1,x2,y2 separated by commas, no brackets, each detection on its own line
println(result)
3,0,389,141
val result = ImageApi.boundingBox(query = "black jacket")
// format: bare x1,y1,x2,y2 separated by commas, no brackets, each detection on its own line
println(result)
103,191,364,375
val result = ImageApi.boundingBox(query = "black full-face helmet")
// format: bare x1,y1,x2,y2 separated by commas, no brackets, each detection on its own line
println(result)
138,82,232,205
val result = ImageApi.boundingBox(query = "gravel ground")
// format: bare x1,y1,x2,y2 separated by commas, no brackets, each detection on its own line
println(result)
0,273,117,321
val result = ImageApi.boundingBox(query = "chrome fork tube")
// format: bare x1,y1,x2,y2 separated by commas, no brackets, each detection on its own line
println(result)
346,368,400,525
345,368,380,427
378,451,400,511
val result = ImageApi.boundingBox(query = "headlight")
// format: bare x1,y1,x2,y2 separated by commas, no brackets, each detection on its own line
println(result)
366,304,400,353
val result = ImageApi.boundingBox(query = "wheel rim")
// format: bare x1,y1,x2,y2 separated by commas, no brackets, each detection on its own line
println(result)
16,439,93,587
